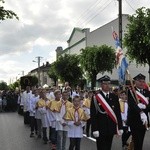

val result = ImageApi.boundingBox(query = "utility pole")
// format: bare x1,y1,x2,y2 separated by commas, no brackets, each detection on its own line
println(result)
118,0,122,47
35,56,43,87
22,71,24,76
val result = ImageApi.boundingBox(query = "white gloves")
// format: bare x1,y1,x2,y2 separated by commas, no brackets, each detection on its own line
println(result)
118,129,123,136
93,131,99,138
140,112,147,125
138,103,146,109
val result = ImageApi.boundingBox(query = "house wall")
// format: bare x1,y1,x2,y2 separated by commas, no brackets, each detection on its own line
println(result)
59,15,149,83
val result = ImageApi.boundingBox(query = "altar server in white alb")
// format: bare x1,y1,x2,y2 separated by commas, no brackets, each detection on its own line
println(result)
37,90,50,144
35,89,42,138
64,95,89,150
82,90,93,137
55,91,73,150
29,89,39,137
48,90,61,150
119,90,131,149
22,86,32,125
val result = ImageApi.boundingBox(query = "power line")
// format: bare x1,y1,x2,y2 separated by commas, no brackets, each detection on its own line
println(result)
124,0,136,11
75,0,104,25
76,0,110,27
75,0,103,24
54,0,105,44
80,0,113,28
54,0,113,46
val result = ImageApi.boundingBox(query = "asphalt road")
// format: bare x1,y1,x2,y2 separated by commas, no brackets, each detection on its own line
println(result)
0,112,150,150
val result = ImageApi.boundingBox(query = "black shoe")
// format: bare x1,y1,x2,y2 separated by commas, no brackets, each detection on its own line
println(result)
122,145,128,150
37,135,41,139
44,141,47,144
30,133,34,137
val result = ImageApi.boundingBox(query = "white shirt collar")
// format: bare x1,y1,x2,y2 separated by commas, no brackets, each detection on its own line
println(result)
102,91,109,97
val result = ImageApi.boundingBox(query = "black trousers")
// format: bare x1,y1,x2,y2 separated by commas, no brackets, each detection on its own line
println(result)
122,126,131,146
24,111,30,125
96,134,114,150
50,127,57,145
30,116,37,133
130,126,146,150
18,105,23,115
69,138,81,150
86,118,91,136
42,127,48,142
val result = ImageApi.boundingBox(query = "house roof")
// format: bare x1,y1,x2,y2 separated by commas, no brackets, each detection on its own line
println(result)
67,27,85,43
29,62,51,73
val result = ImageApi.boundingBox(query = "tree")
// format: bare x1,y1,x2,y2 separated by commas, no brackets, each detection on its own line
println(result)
48,62,58,86
0,0,19,20
20,76,38,89
80,45,116,89
54,54,83,86
31,76,38,87
124,7,150,81
0,81,8,90
8,80,20,90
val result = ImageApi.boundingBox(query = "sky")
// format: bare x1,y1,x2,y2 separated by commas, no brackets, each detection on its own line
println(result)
0,0,150,84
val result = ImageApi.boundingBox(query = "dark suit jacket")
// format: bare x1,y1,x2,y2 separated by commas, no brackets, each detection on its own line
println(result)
90,91,122,136
127,88,150,129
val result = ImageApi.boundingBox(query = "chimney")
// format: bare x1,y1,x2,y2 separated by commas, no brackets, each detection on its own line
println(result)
56,46,63,59
46,61,49,66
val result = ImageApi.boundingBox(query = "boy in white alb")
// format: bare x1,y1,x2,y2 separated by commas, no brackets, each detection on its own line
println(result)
82,90,93,137
55,91,73,150
29,89,39,137
64,96,89,150
37,90,50,144
48,90,61,150
22,86,32,125
119,90,131,149
35,89,42,138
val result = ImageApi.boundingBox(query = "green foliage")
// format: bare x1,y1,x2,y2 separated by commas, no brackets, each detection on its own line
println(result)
31,76,38,86
80,45,115,89
0,0,19,20
54,54,83,86
48,62,58,85
20,76,38,89
124,7,150,66
0,81,8,90
8,80,20,90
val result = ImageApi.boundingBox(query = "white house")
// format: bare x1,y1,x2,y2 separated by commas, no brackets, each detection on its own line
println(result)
56,14,149,84
28,62,55,87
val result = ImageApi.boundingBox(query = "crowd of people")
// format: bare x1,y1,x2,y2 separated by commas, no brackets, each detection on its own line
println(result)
5,73,150,150
18,85,91,150
0,90,18,112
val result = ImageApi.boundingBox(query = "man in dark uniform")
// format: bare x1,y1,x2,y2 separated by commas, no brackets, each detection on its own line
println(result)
127,73,150,150
90,75,123,150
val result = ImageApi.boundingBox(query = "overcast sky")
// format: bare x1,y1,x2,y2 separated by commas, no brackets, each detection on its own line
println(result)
0,0,150,84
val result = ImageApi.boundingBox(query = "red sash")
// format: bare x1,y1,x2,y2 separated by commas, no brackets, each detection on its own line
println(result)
96,94,118,124
136,91,149,105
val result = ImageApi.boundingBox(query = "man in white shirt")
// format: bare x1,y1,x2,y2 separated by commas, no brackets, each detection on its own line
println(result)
22,86,32,125
29,89,39,137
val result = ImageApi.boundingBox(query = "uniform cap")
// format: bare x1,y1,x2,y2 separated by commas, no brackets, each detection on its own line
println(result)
133,73,145,80
99,75,111,83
